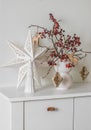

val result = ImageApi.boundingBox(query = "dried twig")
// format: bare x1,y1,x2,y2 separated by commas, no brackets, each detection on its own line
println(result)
42,66,53,78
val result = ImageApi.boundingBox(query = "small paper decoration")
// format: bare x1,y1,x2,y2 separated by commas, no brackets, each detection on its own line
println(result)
80,66,89,80
68,53,78,65
52,72,63,87
32,33,42,45
3,30,47,93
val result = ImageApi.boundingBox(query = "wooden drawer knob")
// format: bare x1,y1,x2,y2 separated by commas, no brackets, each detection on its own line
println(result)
47,107,57,111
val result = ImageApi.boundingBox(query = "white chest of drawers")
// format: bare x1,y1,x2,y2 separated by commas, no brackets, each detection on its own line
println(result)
0,83,91,130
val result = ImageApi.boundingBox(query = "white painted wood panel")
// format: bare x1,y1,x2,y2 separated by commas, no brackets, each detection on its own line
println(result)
0,95,11,130
0,85,91,130
74,97,91,130
11,102,23,130
0,83,91,102
25,98,73,130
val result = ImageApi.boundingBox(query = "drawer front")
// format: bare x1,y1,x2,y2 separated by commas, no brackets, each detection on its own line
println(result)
25,98,73,130
74,97,91,130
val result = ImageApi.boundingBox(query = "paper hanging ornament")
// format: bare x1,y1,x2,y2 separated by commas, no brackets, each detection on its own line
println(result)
67,53,78,65
80,66,89,80
52,72,63,87
2,30,47,93
32,33,42,45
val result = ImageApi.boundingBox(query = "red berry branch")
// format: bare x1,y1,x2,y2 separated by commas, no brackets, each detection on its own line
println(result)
29,14,91,71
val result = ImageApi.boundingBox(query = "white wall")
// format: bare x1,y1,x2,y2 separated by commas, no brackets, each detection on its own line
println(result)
0,0,91,88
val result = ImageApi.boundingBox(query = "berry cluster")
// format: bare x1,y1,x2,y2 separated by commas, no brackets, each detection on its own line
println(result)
30,14,88,68
48,60,56,66
66,63,75,68
49,13,60,35
38,14,83,68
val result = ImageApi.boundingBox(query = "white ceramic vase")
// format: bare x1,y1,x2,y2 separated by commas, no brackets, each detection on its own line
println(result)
54,61,72,90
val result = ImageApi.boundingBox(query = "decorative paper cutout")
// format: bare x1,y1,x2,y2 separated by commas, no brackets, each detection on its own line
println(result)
32,33,42,45
52,72,63,87
3,30,47,93
68,53,78,65
80,66,89,80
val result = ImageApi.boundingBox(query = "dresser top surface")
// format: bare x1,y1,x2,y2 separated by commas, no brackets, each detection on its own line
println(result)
0,83,91,102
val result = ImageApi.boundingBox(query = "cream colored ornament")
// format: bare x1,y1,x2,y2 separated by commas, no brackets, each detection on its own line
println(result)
68,53,78,65
32,33,42,45
2,30,47,93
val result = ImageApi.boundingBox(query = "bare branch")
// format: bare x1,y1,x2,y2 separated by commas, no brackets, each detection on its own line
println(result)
28,24,49,32
81,49,91,54
50,35,61,58
42,66,53,78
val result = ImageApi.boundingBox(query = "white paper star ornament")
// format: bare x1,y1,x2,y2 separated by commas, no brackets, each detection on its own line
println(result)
4,30,47,93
